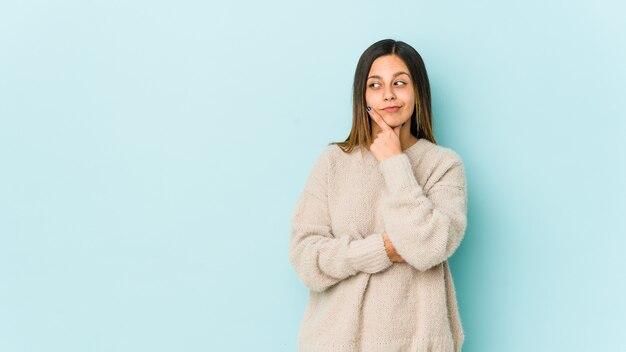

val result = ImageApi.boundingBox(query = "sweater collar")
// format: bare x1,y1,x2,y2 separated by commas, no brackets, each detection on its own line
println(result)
359,137,434,164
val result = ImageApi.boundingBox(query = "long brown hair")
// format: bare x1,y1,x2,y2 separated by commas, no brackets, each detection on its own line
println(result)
330,39,436,153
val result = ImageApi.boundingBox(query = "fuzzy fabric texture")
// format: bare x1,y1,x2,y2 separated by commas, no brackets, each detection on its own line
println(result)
289,138,468,352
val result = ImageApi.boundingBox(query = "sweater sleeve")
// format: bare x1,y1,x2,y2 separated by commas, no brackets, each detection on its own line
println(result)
378,151,467,272
288,148,393,293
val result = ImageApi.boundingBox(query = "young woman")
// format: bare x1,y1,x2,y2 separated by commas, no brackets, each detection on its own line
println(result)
289,39,468,352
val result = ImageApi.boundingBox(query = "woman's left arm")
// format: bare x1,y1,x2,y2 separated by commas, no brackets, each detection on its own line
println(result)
379,151,467,272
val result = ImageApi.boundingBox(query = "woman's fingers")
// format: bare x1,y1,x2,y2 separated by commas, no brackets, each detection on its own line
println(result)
392,124,401,137
383,232,406,263
367,106,403,161
369,106,402,137
367,107,393,133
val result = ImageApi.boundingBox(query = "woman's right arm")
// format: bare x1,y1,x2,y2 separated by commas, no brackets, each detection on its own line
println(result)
288,148,393,293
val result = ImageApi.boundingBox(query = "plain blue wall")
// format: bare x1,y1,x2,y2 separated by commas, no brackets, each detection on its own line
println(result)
1,1,624,351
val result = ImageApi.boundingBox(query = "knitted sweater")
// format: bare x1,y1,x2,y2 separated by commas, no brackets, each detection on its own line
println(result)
288,138,467,352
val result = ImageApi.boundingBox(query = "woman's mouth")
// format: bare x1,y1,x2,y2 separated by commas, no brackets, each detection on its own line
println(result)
383,106,400,113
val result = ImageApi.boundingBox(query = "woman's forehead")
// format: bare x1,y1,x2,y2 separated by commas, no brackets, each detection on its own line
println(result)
368,56,410,78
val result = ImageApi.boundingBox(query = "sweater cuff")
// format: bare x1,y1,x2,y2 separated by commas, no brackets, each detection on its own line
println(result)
378,153,420,193
347,233,393,274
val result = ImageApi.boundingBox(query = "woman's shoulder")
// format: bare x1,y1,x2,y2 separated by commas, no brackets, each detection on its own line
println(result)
306,143,367,177
306,143,346,176
318,143,361,161
419,139,465,167
409,140,466,184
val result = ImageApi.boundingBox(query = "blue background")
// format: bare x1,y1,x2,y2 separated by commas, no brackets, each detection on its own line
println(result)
1,1,624,351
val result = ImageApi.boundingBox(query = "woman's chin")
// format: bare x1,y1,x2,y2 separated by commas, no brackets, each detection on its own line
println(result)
389,120,409,128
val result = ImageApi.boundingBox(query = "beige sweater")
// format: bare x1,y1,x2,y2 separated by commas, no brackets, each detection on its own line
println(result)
288,138,467,352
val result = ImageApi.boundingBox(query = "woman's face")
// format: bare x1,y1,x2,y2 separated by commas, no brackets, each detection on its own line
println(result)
365,55,415,128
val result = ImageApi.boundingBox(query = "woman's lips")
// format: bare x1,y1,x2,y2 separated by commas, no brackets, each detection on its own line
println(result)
383,106,400,113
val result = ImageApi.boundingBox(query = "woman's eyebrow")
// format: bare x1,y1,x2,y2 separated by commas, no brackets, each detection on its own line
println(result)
367,71,410,80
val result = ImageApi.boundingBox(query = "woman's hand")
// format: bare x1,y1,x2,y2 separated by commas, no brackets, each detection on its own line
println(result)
383,232,406,263
367,107,403,162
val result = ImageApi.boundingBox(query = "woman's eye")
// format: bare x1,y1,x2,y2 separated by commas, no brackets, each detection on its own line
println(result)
368,81,406,88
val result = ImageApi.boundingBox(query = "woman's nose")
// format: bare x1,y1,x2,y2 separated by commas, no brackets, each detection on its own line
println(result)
383,87,395,101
